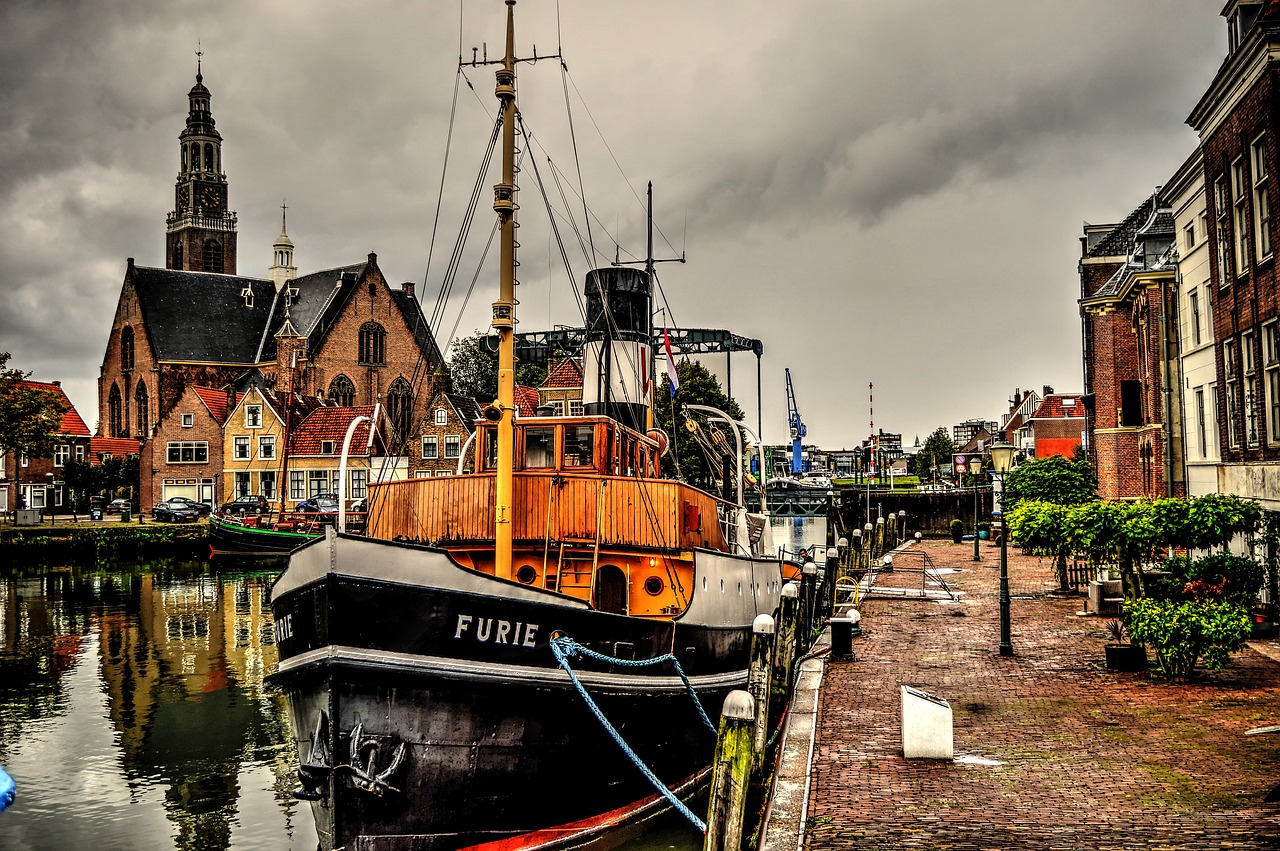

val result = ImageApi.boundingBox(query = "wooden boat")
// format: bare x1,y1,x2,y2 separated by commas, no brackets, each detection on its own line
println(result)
269,3,793,848
207,510,323,553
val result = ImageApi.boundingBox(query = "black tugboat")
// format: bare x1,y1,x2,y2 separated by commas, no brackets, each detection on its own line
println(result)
269,3,793,848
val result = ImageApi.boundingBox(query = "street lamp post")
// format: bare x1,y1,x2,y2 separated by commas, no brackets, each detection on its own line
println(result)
972,482,981,562
990,438,1016,657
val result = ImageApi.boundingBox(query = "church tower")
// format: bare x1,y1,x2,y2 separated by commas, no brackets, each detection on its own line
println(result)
165,57,237,274
268,201,297,291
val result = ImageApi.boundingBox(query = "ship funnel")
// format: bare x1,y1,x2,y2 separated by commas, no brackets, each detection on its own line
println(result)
582,267,651,431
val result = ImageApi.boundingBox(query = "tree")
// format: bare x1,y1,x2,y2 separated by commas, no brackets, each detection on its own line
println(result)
0,352,69,509
1001,454,1096,512
654,360,744,491
914,428,954,484
446,331,547,400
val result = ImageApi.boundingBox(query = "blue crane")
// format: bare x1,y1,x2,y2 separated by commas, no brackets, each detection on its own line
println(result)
785,368,808,475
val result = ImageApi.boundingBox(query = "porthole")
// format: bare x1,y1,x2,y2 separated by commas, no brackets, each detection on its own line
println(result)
515,565,538,585
644,576,664,596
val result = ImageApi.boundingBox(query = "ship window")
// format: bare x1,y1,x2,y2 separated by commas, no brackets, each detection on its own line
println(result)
516,565,538,585
524,427,555,469
644,576,664,596
564,425,594,467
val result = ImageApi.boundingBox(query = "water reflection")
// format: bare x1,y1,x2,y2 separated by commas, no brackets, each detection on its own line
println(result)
0,558,315,850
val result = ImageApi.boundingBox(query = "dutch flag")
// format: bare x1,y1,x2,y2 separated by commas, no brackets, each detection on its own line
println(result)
664,327,679,398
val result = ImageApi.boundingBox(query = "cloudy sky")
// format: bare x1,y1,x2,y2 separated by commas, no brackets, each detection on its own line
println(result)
0,0,1228,448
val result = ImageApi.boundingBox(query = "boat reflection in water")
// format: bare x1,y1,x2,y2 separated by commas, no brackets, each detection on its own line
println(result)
0,559,316,850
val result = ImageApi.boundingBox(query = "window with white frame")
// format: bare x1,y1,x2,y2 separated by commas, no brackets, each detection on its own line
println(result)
1225,340,1240,448
1216,175,1233,287
1234,158,1249,274
246,404,263,428
1244,330,1260,446
1196,387,1207,459
182,413,194,428
166,441,208,463
569,400,584,417
260,471,276,500
1253,135,1272,259
444,434,461,458
308,470,329,497
289,470,305,500
350,468,367,498
53,444,70,467
1185,222,1196,249
75,444,84,463
235,471,251,497
20,451,28,467
1211,382,1220,457
422,436,438,459
1189,289,1202,347
551,400,565,416
258,435,275,459
234,436,250,460
435,408,448,425
1267,323,1280,444
22,485,45,509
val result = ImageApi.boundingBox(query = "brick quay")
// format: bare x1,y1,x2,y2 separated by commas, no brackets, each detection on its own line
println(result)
765,539,1280,850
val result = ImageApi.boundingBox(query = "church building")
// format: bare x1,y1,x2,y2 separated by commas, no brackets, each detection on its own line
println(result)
97,64,443,507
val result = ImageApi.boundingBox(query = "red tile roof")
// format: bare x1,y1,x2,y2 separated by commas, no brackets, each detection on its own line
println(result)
540,358,583,389
1031,394,1086,420
192,386,239,425
18,381,90,436
90,437,141,459
514,386,540,416
291,406,377,455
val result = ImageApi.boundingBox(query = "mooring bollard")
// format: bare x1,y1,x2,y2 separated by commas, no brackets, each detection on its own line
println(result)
773,583,800,704
800,560,818,641
887,512,897,548
704,690,755,851
875,516,886,559
863,522,874,566
747,614,775,771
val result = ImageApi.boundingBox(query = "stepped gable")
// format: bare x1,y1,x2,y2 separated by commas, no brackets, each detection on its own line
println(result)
257,257,442,366
291,405,378,455
131,265,275,363
18,381,91,436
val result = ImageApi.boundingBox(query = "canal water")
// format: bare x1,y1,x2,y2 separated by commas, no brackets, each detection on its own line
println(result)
0,517,825,851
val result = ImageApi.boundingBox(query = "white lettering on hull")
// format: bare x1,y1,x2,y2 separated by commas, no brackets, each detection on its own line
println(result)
454,614,540,647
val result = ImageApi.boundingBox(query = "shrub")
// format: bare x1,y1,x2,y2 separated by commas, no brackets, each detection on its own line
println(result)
1123,598,1252,679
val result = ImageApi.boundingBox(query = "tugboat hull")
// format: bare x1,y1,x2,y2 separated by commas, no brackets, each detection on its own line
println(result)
270,533,780,850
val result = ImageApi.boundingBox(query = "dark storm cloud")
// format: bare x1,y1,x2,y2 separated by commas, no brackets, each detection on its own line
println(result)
0,0,1230,444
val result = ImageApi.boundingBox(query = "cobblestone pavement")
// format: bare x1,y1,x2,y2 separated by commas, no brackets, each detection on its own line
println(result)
805,539,1280,850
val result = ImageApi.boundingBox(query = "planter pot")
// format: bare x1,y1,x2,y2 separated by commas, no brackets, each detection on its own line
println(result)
1251,607,1278,640
950,531,963,544
1105,644,1148,672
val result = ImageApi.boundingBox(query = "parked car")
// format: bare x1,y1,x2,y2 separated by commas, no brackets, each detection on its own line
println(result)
106,498,136,514
152,499,201,523
295,495,339,521
220,494,271,516
166,496,212,517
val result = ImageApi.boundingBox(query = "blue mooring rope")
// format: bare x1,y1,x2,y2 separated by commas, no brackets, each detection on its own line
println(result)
549,636,712,833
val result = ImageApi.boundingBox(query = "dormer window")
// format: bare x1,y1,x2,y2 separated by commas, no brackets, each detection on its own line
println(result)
241,286,254,308
321,440,336,455
246,404,262,428
435,408,448,425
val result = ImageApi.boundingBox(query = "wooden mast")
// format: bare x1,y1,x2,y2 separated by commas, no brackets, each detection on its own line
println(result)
491,0,519,580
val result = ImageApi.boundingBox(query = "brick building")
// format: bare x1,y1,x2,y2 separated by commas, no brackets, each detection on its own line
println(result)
537,358,584,416
0,381,91,515
1079,193,1185,499
98,69,443,504
1186,0,1280,508
1025,393,1087,460
142,383,239,509
285,405,383,504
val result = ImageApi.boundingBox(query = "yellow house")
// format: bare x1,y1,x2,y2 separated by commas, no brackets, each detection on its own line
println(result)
221,381,317,506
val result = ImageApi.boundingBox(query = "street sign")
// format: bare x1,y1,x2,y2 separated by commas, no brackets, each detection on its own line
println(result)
953,454,967,474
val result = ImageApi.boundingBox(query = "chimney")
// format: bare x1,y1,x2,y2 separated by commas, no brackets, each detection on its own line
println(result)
1043,385,1054,397
225,386,236,415
402,281,415,298
52,380,61,387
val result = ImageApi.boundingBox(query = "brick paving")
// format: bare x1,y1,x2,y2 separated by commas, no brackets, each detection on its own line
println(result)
805,539,1280,850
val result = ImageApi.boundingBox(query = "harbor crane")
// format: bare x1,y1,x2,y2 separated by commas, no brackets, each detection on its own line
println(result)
785,368,808,475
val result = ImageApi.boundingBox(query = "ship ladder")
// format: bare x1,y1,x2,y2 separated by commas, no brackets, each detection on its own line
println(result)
549,635,715,833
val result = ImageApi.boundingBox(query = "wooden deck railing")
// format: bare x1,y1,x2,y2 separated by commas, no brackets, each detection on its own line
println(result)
366,473,728,551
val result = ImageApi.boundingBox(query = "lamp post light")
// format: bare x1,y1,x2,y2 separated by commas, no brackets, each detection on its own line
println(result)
45,473,55,526
990,438,1016,657
972,480,981,562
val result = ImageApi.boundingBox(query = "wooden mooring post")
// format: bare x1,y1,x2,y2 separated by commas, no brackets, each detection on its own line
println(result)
747,614,775,772
704,690,755,851
771,583,799,718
